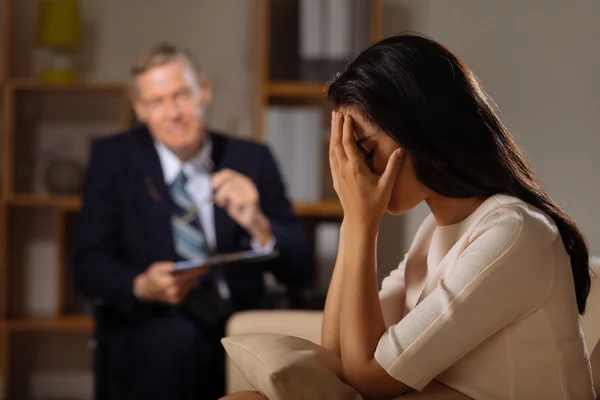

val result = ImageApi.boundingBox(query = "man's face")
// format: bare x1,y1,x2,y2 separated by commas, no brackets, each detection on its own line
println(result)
133,59,207,152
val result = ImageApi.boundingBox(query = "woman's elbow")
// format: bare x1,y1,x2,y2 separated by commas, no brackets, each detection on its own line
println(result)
342,364,377,399
342,361,410,400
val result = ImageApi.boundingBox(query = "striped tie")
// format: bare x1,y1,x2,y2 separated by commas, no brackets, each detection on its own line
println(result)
170,170,209,261
170,170,231,299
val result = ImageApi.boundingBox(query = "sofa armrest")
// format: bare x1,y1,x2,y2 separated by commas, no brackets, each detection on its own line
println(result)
225,310,323,342
224,310,323,394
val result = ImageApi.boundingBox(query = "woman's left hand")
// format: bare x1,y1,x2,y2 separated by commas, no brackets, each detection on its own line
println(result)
329,111,404,229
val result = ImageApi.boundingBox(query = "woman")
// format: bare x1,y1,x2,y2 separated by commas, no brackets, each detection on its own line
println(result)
223,34,595,399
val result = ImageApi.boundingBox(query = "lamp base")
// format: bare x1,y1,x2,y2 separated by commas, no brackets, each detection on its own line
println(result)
39,48,77,84
40,68,77,84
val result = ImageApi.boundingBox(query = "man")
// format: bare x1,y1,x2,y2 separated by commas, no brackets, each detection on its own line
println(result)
72,43,315,400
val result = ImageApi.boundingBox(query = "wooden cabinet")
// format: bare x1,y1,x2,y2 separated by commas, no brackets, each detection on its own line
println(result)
0,1,131,397
0,0,382,397
254,0,382,218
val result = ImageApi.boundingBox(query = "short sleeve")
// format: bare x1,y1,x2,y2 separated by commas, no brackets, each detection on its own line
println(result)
374,206,557,391
379,255,408,328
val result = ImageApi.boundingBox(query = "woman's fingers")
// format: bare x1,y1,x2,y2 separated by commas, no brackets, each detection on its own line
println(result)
341,115,361,163
329,111,347,163
380,147,405,192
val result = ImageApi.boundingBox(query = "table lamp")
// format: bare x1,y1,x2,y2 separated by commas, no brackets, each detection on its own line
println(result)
35,0,82,83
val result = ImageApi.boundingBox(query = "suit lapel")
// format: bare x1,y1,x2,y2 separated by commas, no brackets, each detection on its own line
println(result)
131,126,176,259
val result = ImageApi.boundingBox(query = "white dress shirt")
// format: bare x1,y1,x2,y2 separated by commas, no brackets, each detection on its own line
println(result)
154,138,274,252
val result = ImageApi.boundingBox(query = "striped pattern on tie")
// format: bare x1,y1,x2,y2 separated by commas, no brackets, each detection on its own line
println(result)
170,170,209,261
169,170,231,300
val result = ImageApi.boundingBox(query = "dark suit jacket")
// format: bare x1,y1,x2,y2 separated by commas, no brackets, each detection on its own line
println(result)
72,125,315,319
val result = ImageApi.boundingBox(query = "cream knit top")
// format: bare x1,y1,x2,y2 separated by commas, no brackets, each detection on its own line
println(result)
375,194,595,399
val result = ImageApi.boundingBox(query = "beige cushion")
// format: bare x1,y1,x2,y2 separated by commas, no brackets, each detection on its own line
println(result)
225,310,324,393
221,333,362,400
225,310,323,344
222,332,471,400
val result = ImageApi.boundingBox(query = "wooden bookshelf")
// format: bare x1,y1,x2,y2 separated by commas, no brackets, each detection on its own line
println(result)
7,79,127,93
265,81,328,99
254,0,381,136
294,200,343,218
5,194,343,218
254,0,382,220
6,315,93,332
6,194,81,209
0,0,9,83
248,0,383,310
0,0,132,390
0,0,9,395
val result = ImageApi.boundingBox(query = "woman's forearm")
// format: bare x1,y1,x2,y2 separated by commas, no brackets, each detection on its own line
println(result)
337,224,410,400
321,221,347,355
339,225,386,368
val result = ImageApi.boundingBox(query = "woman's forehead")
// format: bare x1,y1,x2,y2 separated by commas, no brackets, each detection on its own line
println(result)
353,118,381,139
336,105,383,139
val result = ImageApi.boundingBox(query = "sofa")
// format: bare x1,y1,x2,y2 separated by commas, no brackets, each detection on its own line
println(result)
224,257,600,398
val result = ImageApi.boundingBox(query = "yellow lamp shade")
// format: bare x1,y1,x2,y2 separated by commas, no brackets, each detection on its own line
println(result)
36,0,82,48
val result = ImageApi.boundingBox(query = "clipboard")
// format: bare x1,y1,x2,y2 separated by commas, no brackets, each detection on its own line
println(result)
172,248,280,274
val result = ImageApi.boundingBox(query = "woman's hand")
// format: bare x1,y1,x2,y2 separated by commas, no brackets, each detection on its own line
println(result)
329,111,404,230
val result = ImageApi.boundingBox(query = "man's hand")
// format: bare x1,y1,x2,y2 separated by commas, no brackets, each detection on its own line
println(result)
133,261,207,305
212,168,273,247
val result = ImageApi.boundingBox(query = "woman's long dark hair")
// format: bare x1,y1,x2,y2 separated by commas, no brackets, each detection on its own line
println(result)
328,33,591,315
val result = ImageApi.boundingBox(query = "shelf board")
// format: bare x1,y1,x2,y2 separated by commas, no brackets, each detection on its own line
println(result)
293,200,343,218
6,194,342,217
7,194,81,210
5,315,93,332
265,81,328,99
6,79,127,93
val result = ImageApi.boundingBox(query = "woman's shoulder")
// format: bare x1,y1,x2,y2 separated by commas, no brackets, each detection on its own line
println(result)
469,194,560,250
410,194,560,256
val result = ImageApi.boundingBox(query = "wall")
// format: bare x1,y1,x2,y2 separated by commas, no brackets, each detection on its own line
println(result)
12,0,257,136
381,0,600,257
86,0,257,136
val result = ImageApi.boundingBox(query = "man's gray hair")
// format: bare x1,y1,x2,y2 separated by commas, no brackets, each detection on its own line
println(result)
129,43,200,96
